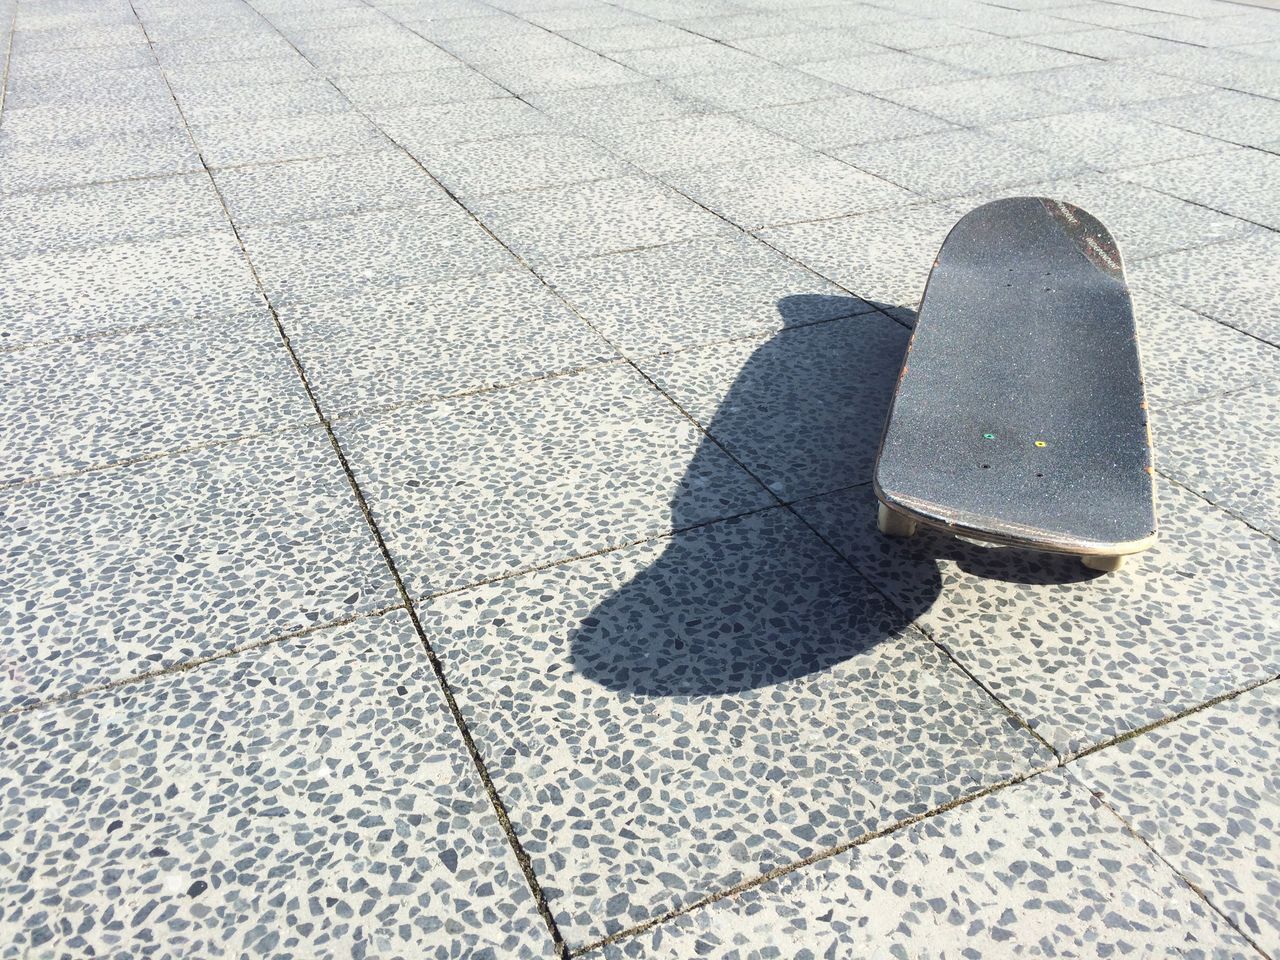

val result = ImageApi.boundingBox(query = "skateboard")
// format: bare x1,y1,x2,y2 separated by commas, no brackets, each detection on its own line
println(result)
873,197,1157,572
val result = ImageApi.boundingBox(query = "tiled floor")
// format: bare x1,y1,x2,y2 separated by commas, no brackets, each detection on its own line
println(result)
1,0,1277,956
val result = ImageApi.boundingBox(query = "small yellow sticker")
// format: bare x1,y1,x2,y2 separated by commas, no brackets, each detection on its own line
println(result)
1034,440,1047,448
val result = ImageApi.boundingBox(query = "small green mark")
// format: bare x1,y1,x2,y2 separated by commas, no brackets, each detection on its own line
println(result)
983,433,996,440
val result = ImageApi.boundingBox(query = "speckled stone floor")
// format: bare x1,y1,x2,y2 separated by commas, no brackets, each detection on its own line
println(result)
1,0,1277,955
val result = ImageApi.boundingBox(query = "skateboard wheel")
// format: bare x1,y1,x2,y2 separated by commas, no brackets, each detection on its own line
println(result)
1081,554,1125,572
878,503,918,538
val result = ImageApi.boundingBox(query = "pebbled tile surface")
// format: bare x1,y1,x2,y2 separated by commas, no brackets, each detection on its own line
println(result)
281,268,616,418
338,363,773,598
0,310,315,484
637,315,910,502
591,770,1255,958
0,610,555,959
1157,379,1280,539
0,429,397,713
794,480,1280,757
5,0,1280,956
541,234,870,356
1075,682,1280,955
419,506,1054,945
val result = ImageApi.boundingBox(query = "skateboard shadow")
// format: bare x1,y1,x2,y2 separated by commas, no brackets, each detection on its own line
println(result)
568,294,943,697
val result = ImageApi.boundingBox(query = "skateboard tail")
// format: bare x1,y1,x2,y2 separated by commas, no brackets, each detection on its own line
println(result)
873,481,1159,558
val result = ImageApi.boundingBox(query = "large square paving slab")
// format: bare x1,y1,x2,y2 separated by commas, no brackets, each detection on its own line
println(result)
0,310,314,485
793,481,1280,756
0,429,396,712
418,507,1053,946
540,234,870,357
636,315,910,503
281,268,616,419
0,610,554,959
591,770,1253,957
337,364,772,598
1075,682,1280,955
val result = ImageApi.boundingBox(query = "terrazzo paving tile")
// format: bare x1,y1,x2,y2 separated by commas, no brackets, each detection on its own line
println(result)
793,479,1280,756
948,172,1260,261
913,36,1100,75
0,174,228,258
0,126,203,196
0,610,555,959
664,64,849,111
560,21,705,52
0,428,397,712
163,55,320,94
592,770,1253,958
479,51,644,94
172,78,352,126
1047,0,1178,26
989,109,1229,172
1075,682,1280,954
524,5,649,30
724,29,881,65
435,29,583,67
467,175,738,269
281,268,615,418
4,43,156,77
1157,380,1280,539
1133,46,1280,98
609,41,765,78
1119,147,1280,230
8,21,145,50
296,40,461,78
742,92,955,150
1137,89,1280,151
659,151,916,231
338,363,771,596
403,9,541,44
790,3,908,30
0,231,263,349
1023,25,1194,59
212,149,448,227
857,18,1000,50
1133,293,1280,409
1139,13,1280,47
1130,232,1280,343
541,234,870,356
673,12,799,41
881,73,1088,125
412,134,635,199
0,94,185,143
637,315,910,501
150,31,297,66
1023,60,1211,106
371,97,562,151
332,65,508,109
758,202,958,308
2,63,170,110
839,128,1087,200
0,310,315,484
417,505,1054,945
588,113,803,173
525,81,709,134
239,203,516,305
189,111,388,170
796,49,977,92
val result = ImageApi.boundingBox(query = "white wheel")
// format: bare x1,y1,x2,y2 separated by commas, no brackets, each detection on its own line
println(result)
1081,554,1124,572
878,502,918,538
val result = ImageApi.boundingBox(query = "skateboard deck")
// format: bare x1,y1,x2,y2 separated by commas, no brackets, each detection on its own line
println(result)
873,197,1157,571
